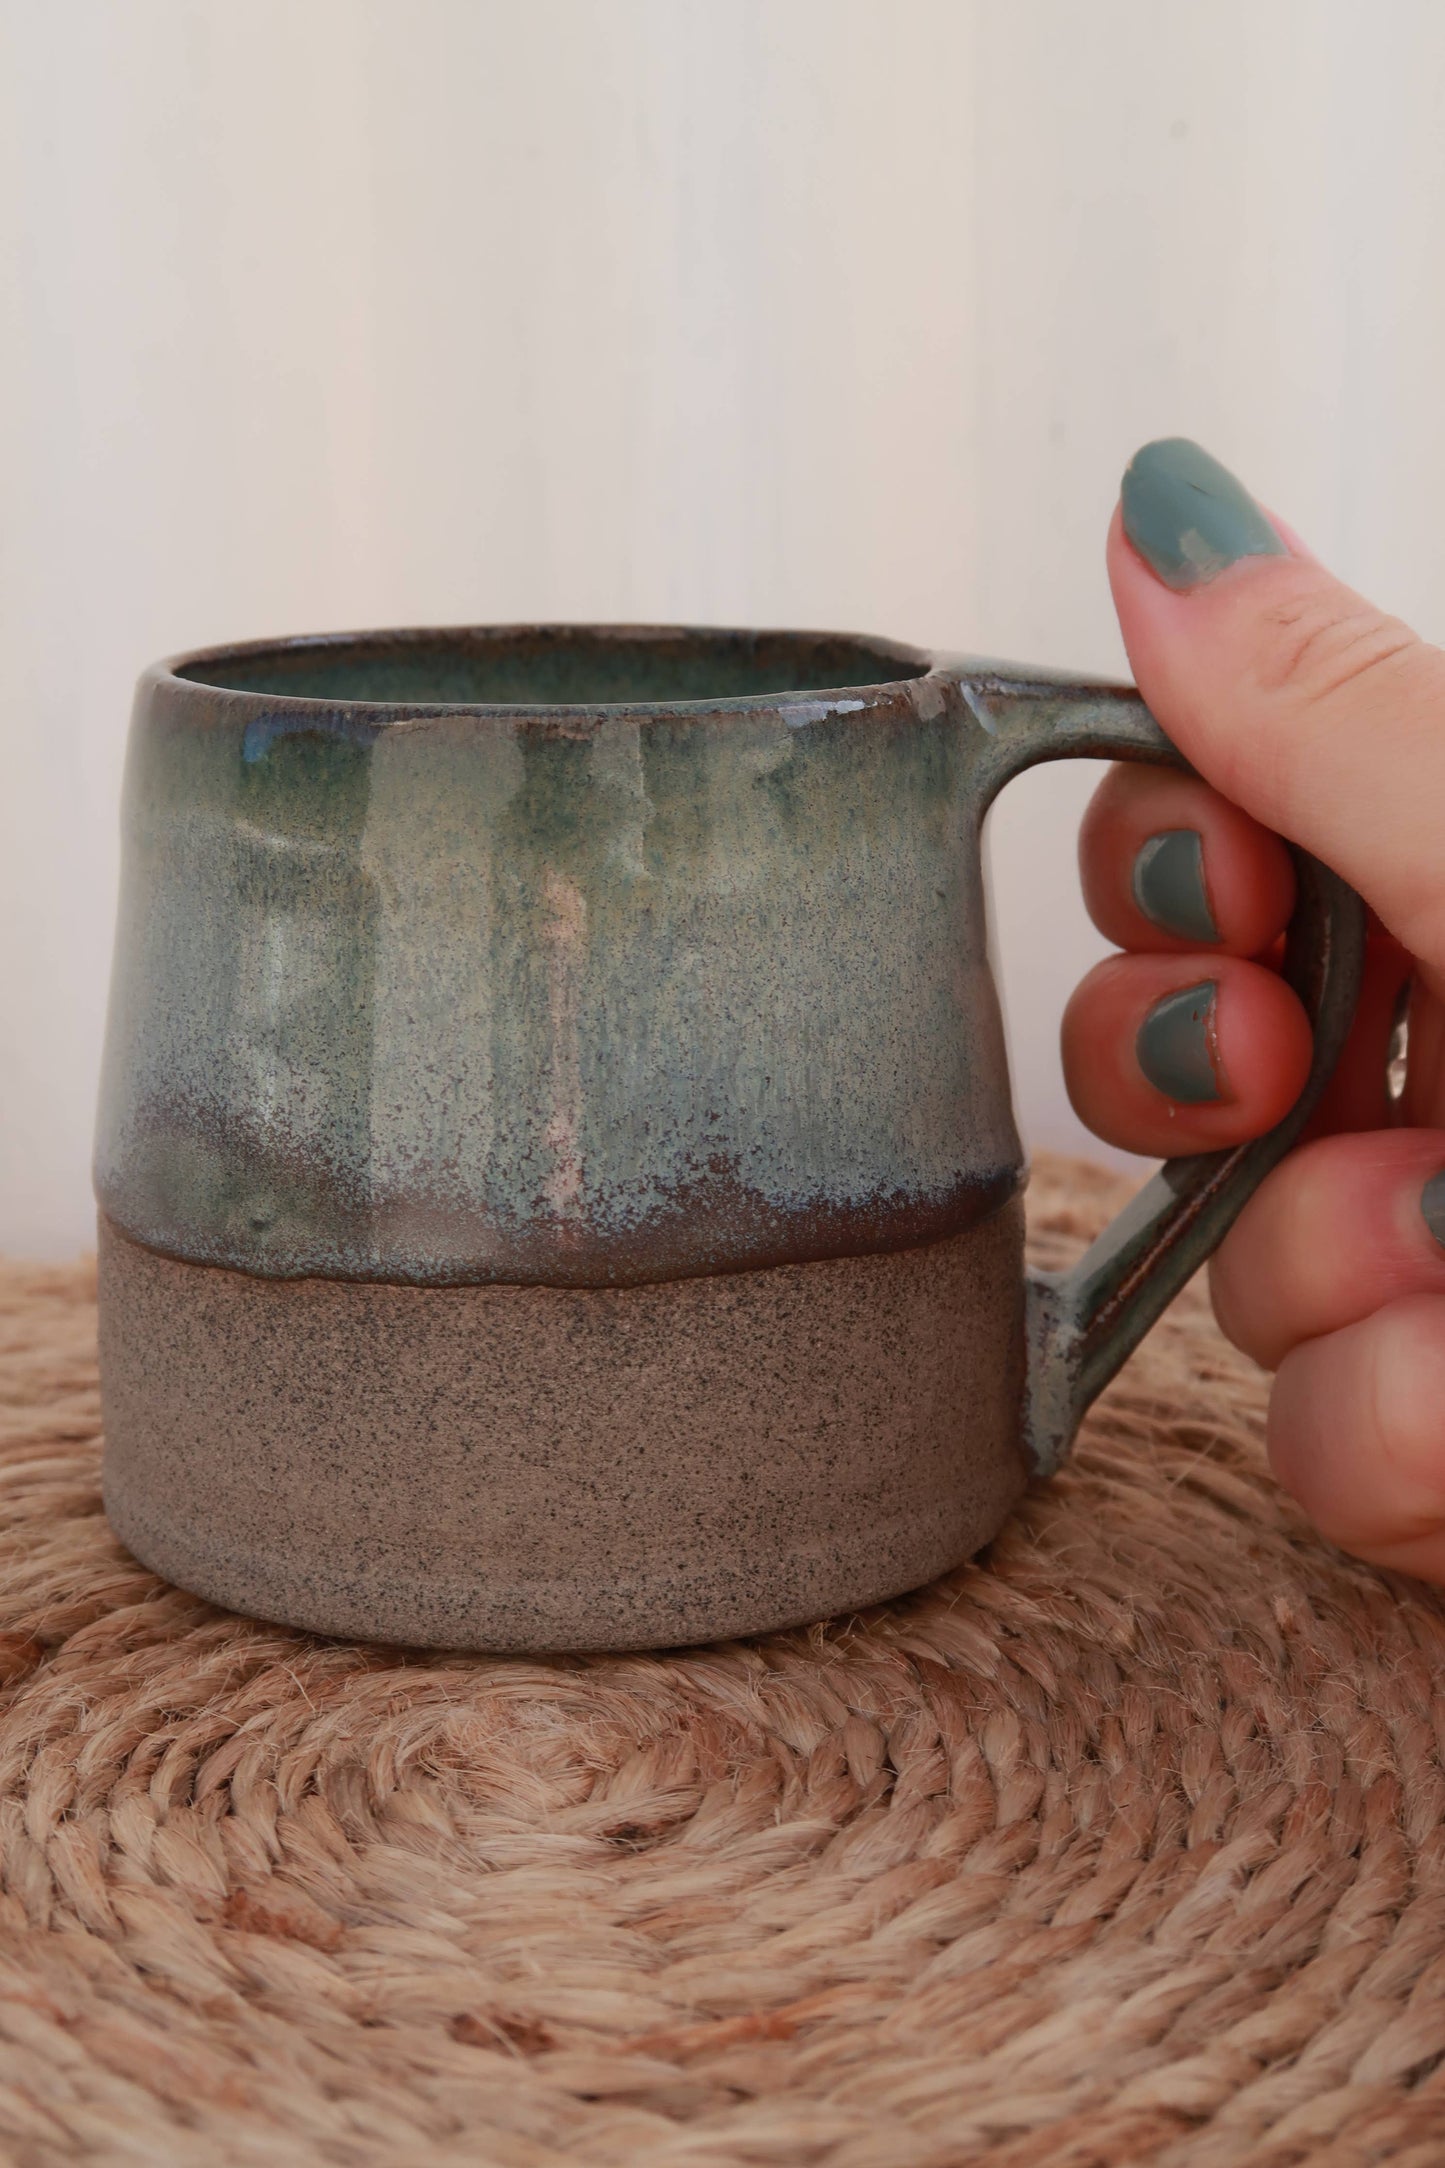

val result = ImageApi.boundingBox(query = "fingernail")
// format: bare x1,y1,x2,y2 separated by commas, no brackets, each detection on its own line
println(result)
1136,980,1223,1104
1132,829,1221,943
1421,1170,1445,1251
1121,437,1287,591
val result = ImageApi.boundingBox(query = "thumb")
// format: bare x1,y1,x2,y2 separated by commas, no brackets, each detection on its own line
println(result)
1111,438,1445,975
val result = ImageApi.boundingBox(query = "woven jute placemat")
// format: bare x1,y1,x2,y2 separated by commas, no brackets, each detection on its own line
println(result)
2,1155,1444,2167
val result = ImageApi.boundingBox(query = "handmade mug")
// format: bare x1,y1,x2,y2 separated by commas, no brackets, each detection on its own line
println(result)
95,626,1363,1650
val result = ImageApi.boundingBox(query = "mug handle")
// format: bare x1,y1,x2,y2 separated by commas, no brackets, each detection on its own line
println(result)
966,666,1367,1477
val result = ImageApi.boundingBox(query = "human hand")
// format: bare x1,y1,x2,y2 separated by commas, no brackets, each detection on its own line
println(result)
1066,437,1445,1580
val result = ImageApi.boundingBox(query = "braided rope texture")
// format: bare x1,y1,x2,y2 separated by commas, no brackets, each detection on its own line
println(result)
2,1155,1444,2167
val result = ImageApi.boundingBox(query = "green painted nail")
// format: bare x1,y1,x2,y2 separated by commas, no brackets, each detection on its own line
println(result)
1132,830,1221,944
1422,1170,1445,1251
1121,437,1287,591
1136,980,1222,1104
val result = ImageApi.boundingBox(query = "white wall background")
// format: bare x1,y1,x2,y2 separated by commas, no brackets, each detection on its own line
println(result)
5,0,1445,1257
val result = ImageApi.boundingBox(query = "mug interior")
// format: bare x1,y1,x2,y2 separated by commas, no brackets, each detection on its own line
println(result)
174,625,931,707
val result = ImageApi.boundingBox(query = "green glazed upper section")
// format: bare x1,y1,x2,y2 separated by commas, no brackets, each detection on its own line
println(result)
95,625,1027,1287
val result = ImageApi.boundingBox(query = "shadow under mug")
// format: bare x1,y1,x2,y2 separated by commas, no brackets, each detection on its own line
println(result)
94,625,1364,1650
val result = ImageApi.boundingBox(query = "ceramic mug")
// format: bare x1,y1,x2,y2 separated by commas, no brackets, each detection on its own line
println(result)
95,625,1363,1650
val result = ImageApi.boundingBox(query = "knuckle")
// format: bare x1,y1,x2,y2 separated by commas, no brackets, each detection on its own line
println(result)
1250,592,1419,708
1367,1297,1445,1526
1207,1268,1260,1366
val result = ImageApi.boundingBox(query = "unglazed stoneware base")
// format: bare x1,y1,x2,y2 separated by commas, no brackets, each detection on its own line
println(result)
98,1205,1028,1652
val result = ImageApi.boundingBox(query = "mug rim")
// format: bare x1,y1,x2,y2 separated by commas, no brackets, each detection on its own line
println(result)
149,620,947,721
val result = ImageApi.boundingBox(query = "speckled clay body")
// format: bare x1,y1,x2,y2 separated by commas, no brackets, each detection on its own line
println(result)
95,625,1365,1650
99,1207,1026,1651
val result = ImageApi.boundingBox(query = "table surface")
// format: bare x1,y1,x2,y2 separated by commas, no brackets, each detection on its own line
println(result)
0,1152,1442,2167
